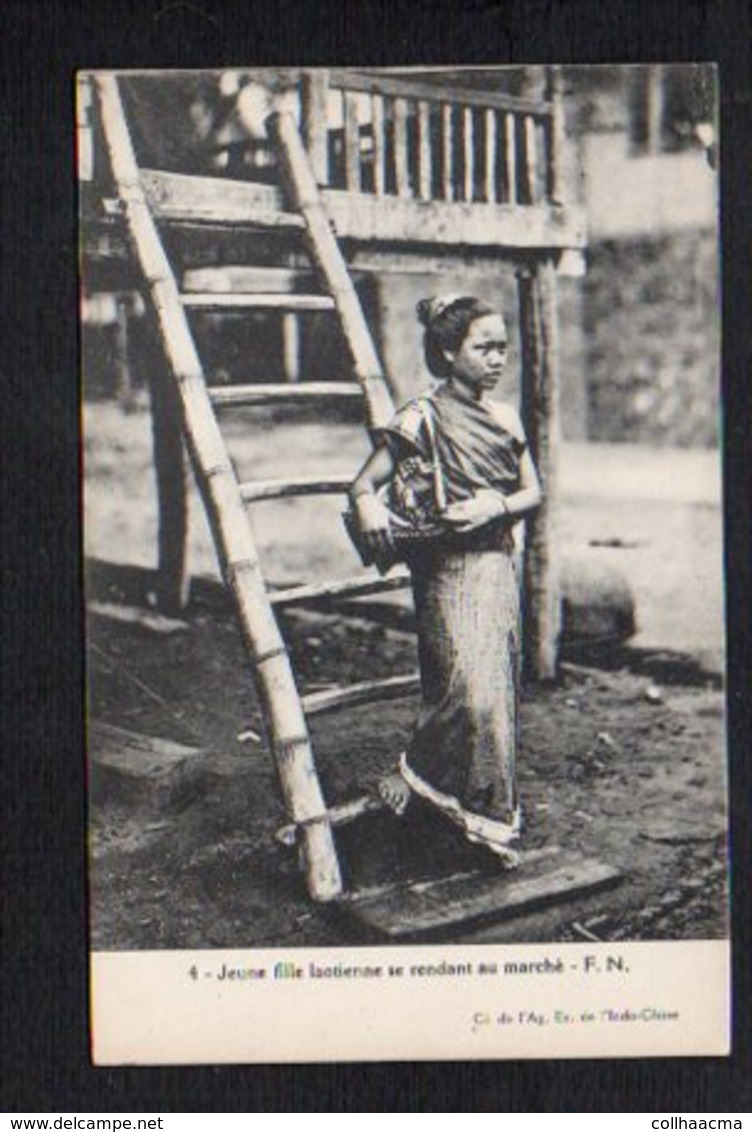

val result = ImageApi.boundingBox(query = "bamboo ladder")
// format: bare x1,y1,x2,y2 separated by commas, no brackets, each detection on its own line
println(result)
95,75,424,903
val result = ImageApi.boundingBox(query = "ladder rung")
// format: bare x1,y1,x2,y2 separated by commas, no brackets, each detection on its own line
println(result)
141,169,305,231
162,210,305,232
209,382,364,408
182,266,315,294
182,293,336,312
302,673,421,717
240,475,353,502
270,569,411,607
275,794,386,847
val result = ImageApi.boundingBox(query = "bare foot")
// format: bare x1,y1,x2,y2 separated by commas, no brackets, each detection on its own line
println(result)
379,773,411,816
494,845,520,870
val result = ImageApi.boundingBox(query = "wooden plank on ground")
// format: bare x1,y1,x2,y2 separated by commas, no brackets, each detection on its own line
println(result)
87,600,188,635
88,722,213,810
346,851,622,939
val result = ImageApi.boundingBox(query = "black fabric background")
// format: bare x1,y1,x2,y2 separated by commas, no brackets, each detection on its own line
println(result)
2,0,750,1112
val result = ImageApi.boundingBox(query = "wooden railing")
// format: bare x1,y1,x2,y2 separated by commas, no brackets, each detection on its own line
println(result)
301,69,562,207
82,69,566,212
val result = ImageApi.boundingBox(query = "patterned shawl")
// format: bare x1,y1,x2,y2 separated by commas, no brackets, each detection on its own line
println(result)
381,383,525,507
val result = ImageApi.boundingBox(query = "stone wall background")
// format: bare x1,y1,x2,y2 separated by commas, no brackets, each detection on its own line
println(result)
583,230,720,447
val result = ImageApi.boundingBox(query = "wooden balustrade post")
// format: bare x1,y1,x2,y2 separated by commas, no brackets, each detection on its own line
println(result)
646,64,665,155
484,108,498,203
417,99,432,200
463,106,474,201
517,257,562,682
371,94,386,195
441,103,454,201
300,70,330,185
343,90,361,191
524,115,538,204
519,64,544,204
282,313,300,382
504,112,517,204
393,97,411,198
545,66,565,204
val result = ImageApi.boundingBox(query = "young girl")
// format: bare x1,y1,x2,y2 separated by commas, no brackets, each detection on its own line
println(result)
349,295,542,865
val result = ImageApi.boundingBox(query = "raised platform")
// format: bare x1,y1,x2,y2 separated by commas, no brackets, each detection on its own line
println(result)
140,168,587,253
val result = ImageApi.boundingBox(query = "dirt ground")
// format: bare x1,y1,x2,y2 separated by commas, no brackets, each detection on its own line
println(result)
85,401,728,948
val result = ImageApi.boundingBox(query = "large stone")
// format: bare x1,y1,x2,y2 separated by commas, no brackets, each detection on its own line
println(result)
561,549,636,645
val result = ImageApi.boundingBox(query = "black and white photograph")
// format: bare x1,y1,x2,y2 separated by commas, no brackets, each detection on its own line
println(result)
79,64,728,1063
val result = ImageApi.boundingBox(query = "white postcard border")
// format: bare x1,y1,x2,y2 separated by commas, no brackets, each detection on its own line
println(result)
91,940,730,1065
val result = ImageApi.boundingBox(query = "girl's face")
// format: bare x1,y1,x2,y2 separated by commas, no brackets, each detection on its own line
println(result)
444,314,509,398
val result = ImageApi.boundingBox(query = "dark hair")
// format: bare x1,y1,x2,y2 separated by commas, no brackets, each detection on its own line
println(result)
416,295,499,378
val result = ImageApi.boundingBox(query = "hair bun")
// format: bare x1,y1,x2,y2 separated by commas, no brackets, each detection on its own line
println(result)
417,294,464,327
416,298,433,327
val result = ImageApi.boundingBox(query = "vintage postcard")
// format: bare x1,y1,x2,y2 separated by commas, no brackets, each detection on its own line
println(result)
80,65,728,1064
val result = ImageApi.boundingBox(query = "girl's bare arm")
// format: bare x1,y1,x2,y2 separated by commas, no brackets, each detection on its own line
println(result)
349,443,396,501
503,448,542,518
349,443,397,558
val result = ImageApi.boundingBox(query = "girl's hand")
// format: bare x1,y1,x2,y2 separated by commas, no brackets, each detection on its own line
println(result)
442,489,507,532
354,491,394,558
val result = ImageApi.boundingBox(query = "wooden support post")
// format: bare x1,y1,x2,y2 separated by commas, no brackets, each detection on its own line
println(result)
300,70,330,185
148,335,190,616
517,258,562,682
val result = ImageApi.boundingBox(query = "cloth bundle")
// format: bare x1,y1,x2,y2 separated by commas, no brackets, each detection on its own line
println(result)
343,398,447,572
